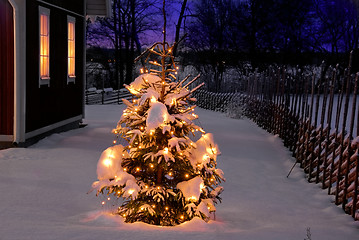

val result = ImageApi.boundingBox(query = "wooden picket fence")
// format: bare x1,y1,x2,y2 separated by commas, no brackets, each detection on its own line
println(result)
193,58,359,221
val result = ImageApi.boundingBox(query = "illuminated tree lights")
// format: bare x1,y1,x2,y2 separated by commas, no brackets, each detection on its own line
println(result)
91,40,225,226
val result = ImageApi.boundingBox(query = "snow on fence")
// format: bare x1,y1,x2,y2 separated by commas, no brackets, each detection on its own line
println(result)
194,57,359,221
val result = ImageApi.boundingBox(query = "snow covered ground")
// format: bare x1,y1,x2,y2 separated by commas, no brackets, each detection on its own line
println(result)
0,105,358,240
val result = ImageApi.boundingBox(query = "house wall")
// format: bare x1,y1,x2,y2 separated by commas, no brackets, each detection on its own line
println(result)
0,0,14,137
25,0,85,134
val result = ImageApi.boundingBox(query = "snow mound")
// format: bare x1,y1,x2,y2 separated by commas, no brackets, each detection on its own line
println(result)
127,74,161,94
97,144,125,180
146,102,175,131
177,176,203,201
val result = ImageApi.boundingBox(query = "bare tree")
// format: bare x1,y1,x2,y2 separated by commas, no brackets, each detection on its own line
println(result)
87,0,161,88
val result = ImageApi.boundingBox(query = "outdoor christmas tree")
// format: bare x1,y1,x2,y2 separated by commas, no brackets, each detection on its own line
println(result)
91,2,224,226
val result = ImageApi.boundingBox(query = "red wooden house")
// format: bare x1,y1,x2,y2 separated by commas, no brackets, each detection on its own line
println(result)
0,0,109,147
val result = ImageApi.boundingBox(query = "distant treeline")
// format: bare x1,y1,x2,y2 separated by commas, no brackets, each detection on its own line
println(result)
86,0,359,89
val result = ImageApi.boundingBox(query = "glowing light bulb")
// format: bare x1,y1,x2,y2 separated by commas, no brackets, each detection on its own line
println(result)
140,68,144,73
103,159,112,167
152,205,156,208
107,197,111,201
211,147,217,154
101,201,105,205
164,147,169,154
128,189,135,195
169,172,173,176
140,126,144,130
180,215,184,219
123,214,126,217
123,168,127,171
188,196,197,201
157,186,160,190
185,174,189,178
150,164,154,168
136,167,140,172
113,140,117,144
165,206,169,210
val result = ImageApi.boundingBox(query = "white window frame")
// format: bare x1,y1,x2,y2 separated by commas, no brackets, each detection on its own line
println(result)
67,15,76,84
39,6,50,87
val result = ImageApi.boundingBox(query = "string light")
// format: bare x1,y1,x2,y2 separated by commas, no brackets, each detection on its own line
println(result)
185,174,189,178
180,215,184,220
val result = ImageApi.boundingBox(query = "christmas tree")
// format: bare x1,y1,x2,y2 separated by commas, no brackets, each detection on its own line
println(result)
91,3,224,226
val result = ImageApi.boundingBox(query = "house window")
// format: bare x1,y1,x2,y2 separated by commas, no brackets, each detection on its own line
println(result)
67,16,76,84
39,6,50,87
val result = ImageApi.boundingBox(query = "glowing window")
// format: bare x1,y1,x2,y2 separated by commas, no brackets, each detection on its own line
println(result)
39,6,50,87
67,16,76,84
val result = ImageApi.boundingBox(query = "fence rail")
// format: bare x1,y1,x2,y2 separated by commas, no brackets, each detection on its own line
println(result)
193,62,359,221
85,89,133,105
